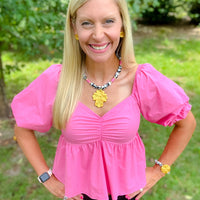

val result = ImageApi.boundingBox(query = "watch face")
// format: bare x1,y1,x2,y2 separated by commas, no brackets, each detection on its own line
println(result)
39,172,50,183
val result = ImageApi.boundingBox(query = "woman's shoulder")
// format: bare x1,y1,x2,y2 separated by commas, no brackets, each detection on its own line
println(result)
133,63,187,95
134,63,166,82
42,64,62,76
128,63,175,95
17,63,62,95
37,64,62,83
123,62,157,81
136,63,156,75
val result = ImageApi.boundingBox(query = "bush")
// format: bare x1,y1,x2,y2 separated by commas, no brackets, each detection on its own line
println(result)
188,0,200,25
140,0,176,24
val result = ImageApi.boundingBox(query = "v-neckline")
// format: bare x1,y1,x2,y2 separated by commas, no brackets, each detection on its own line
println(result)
78,94,133,118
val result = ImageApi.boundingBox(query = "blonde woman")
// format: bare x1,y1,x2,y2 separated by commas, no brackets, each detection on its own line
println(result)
11,0,196,200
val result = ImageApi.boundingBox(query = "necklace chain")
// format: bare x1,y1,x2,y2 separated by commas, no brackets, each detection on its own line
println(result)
83,59,122,108
83,59,122,90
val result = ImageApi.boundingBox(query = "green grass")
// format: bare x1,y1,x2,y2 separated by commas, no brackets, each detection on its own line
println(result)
1,36,200,200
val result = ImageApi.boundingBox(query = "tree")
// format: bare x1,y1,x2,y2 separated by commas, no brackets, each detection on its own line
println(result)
0,0,67,118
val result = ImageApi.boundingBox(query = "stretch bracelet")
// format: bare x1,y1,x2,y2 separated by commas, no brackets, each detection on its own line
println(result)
155,160,171,174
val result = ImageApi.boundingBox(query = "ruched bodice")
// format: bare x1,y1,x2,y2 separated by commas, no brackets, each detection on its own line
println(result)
64,95,140,144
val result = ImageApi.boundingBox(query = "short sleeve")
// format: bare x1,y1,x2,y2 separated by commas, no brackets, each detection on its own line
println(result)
11,64,62,132
133,63,191,126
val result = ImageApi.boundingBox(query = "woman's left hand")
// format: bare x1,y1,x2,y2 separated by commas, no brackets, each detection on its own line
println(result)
126,166,165,200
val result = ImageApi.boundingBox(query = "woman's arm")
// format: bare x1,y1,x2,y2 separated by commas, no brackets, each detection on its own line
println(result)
14,125,65,198
128,111,196,200
155,111,196,166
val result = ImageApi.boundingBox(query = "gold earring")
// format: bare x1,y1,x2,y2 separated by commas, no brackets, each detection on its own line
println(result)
120,32,124,38
75,34,79,40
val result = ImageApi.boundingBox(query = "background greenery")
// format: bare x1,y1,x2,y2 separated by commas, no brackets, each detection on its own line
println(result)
0,0,200,199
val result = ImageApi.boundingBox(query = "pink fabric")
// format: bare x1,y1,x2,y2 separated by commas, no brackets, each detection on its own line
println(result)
11,63,191,200
11,64,61,132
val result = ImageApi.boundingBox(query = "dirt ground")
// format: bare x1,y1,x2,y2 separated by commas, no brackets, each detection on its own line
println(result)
0,24,200,146
133,24,200,43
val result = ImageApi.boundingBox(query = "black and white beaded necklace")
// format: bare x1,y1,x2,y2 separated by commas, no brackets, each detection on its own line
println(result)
83,59,122,108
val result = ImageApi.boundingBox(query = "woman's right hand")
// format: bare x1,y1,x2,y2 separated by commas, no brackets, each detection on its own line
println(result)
43,175,83,200
43,174,65,198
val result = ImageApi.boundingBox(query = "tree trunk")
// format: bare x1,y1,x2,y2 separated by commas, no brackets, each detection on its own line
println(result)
0,50,9,118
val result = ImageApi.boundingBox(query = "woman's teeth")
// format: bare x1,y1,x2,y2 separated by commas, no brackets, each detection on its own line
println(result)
90,44,108,50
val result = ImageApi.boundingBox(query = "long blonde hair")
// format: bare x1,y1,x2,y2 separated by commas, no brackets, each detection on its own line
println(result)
53,0,137,130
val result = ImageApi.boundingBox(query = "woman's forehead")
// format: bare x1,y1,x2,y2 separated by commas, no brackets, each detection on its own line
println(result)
76,0,120,19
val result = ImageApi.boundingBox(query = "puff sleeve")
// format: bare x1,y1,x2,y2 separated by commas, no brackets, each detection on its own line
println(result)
134,63,191,126
11,64,61,132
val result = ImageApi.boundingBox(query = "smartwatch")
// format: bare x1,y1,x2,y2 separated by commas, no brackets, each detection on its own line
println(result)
37,169,52,183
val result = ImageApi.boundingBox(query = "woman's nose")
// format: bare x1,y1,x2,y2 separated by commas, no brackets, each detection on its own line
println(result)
92,25,104,41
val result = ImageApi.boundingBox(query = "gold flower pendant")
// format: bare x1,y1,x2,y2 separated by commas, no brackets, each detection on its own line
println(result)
92,90,108,108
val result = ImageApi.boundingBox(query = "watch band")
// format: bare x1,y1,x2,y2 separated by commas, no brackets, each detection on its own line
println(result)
155,160,171,174
37,169,52,183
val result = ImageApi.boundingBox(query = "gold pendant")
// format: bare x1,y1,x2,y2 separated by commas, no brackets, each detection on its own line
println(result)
92,90,108,108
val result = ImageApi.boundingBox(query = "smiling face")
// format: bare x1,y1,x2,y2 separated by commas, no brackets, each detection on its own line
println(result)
73,0,123,63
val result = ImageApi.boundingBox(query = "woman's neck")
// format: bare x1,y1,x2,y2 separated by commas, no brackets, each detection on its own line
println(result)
84,56,119,84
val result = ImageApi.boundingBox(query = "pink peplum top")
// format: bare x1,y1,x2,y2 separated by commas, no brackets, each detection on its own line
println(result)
11,63,191,200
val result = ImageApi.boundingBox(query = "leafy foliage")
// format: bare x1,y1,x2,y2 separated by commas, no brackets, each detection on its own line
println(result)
0,0,68,117
0,0,68,67
140,0,176,24
127,0,200,25
127,0,179,25
188,0,200,25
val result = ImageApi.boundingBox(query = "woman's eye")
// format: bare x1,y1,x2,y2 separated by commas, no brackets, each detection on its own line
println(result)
81,21,91,26
105,19,114,24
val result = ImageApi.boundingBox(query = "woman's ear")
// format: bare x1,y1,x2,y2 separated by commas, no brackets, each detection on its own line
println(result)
71,17,77,34
71,19,79,40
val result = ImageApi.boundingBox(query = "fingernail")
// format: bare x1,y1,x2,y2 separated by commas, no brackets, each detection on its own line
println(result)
125,195,130,200
80,195,84,199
